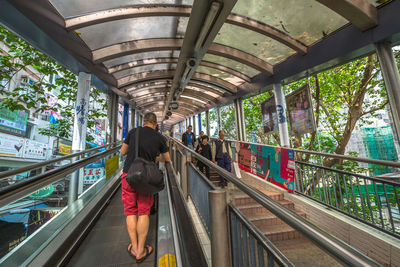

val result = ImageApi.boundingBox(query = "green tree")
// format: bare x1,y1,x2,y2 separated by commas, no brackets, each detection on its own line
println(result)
0,25,107,140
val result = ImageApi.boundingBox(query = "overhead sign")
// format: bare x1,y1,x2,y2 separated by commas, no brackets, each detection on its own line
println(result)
24,139,48,160
0,105,28,136
0,132,24,157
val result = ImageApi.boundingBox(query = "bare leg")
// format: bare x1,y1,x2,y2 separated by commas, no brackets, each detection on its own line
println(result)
126,215,138,255
136,215,150,258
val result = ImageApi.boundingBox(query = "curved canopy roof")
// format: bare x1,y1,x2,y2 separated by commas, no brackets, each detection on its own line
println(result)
2,0,398,128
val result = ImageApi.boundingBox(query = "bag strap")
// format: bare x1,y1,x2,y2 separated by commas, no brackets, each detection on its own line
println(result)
135,127,140,158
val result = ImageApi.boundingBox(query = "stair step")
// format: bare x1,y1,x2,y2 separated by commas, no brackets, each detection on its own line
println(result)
246,211,306,228
235,200,294,216
233,191,283,205
258,224,302,242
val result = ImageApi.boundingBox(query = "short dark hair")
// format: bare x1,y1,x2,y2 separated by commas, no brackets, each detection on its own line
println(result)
201,135,209,141
143,112,157,124
188,125,192,128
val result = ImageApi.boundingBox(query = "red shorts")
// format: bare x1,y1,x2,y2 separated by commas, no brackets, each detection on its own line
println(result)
121,173,154,216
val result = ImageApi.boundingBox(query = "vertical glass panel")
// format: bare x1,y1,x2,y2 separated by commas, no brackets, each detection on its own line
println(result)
232,0,348,46
220,103,237,140
50,0,193,18
203,54,259,78
104,51,178,68
113,64,176,80
196,66,245,86
214,24,295,65
79,17,177,50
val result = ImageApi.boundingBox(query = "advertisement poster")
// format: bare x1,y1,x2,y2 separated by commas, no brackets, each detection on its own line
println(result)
286,85,316,136
261,96,278,134
83,167,105,185
53,138,72,155
24,139,48,160
0,105,28,136
106,155,119,179
238,143,295,192
0,220,26,258
0,132,24,157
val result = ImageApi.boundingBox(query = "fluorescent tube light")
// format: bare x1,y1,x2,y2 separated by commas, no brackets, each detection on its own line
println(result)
194,2,221,51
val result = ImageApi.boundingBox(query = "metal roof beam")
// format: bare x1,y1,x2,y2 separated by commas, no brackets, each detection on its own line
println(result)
109,57,251,82
316,0,377,31
65,5,306,54
92,38,271,74
117,70,237,93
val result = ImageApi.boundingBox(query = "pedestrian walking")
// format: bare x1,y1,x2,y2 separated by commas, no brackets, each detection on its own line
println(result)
121,112,170,263
211,130,232,188
196,135,212,178
182,125,196,155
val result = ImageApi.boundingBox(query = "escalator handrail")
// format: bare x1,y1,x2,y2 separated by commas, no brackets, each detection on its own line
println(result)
167,137,382,267
0,145,122,207
0,142,119,179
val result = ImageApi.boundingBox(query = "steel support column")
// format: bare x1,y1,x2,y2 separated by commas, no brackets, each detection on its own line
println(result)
209,190,230,267
375,41,400,143
239,98,246,141
198,113,202,135
122,102,129,139
192,115,196,137
216,106,222,131
274,83,290,147
206,110,210,137
234,98,246,141
131,108,136,129
69,72,91,204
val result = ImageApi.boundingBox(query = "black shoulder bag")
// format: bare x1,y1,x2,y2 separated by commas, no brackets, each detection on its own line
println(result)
125,127,165,195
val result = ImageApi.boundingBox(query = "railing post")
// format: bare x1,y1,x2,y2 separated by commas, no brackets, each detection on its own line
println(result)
209,190,230,267
181,150,189,200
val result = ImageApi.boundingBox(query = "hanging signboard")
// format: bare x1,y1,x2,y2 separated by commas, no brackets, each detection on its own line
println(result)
29,184,54,199
0,132,24,157
286,85,316,136
238,142,295,192
0,104,28,136
83,167,105,184
53,138,72,155
24,139,48,160
261,96,278,135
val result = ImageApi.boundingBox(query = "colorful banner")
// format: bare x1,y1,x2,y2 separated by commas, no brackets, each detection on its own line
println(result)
238,143,295,192
0,132,24,157
0,105,28,136
84,167,105,184
286,85,316,136
261,96,278,134
54,138,72,155
24,139,48,160
106,155,119,179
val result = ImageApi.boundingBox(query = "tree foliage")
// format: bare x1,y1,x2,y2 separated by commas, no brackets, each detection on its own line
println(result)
0,25,107,140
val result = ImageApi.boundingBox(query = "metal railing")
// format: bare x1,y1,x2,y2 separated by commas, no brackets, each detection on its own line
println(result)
0,144,123,265
167,137,382,267
229,205,294,267
296,161,400,237
0,143,116,180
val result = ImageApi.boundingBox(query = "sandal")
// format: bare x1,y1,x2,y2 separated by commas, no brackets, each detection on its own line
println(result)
127,243,136,259
136,244,153,263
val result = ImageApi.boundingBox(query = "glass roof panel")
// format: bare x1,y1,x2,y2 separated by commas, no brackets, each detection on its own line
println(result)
196,66,244,86
104,51,180,68
214,24,296,65
232,0,348,46
114,64,176,79
78,17,177,50
203,54,259,78
50,0,193,18
185,85,220,98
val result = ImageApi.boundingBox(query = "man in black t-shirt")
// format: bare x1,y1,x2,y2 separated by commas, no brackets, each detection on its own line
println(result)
121,112,170,262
